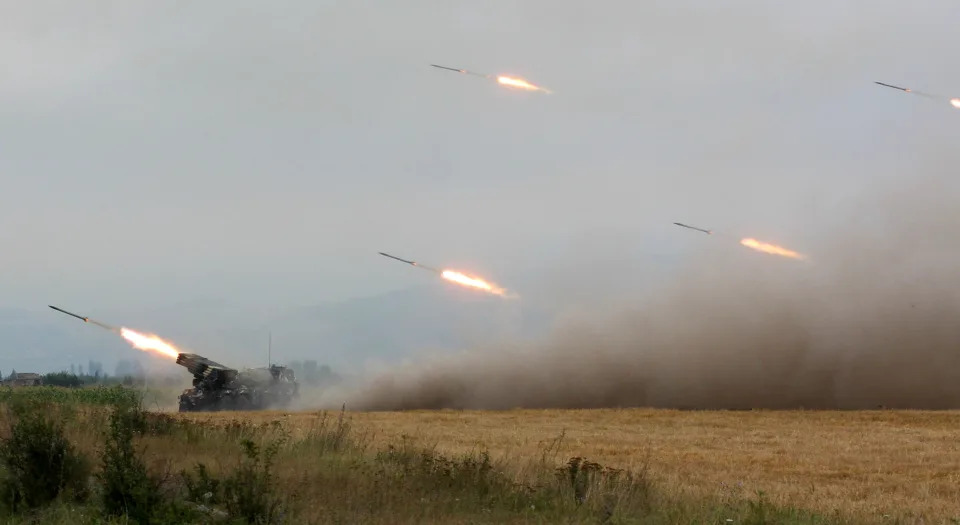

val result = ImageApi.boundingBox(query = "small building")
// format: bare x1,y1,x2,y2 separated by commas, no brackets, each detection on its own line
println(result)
3,373,43,387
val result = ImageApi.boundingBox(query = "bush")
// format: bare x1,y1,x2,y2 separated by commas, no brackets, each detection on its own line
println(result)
221,438,286,524
0,402,90,511
182,463,221,505
182,438,287,524
97,398,162,523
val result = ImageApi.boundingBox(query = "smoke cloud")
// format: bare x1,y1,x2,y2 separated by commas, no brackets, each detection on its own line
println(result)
341,169,960,410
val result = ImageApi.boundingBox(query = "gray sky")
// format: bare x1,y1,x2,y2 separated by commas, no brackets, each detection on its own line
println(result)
2,1,959,314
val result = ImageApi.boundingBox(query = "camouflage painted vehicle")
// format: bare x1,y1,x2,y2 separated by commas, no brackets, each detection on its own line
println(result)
176,353,299,412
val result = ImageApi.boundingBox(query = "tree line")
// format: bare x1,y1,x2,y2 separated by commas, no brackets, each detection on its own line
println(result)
8,358,341,388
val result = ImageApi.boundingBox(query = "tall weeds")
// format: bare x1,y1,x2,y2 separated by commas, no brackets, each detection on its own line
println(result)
96,397,162,523
0,402,89,511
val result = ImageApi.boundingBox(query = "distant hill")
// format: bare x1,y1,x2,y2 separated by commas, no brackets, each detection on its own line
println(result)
0,307,124,374
0,284,554,375
266,283,554,372
0,245,678,375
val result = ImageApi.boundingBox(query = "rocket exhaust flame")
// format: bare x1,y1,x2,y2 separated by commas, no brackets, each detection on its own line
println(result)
379,252,515,297
441,270,507,295
495,75,552,94
49,304,182,360
671,224,806,260
431,64,551,94
120,328,181,360
740,238,807,260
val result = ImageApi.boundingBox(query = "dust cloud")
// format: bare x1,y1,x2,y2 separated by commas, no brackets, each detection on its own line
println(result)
341,173,960,410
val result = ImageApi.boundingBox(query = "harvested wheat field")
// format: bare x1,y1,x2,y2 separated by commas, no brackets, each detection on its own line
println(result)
179,408,960,522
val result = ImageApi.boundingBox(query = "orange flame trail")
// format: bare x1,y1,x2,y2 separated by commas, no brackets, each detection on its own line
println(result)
120,328,181,359
430,64,551,94
441,270,508,296
378,251,517,298
951,98,960,109
496,75,552,94
740,238,807,260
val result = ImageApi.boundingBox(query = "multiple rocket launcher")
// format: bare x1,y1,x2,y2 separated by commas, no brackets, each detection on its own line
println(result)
47,304,299,412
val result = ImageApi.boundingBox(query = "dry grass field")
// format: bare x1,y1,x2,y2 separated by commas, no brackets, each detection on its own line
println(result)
179,408,960,523
2,386,957,523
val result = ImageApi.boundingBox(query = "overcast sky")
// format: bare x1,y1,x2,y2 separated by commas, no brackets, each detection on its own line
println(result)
2,1,959,316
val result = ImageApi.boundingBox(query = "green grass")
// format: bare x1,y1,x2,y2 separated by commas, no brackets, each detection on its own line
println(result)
0,385,140,407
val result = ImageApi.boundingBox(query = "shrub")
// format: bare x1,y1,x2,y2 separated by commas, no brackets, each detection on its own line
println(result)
182,463,221,505
97,398,162,523
221,438,286,524
182,438,287,524
0,402,90,511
